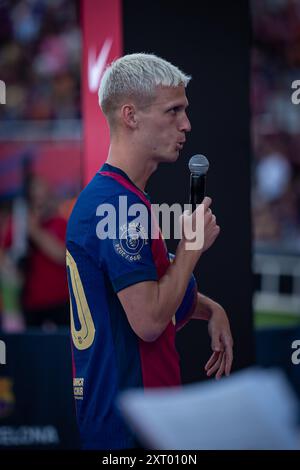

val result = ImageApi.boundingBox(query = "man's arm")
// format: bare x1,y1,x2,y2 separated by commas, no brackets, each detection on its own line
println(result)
190,292,222,321
190,292,234,378
117,197,219,342
117,242,198,341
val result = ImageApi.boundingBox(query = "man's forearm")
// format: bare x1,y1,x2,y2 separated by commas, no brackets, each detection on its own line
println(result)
191,292,220,321
152,241,200,331
117,242,201,342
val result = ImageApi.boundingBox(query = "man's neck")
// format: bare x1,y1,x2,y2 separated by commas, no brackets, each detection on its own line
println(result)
106,143,157,192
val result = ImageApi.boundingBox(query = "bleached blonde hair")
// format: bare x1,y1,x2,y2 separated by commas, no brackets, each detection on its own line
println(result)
98,53,191,127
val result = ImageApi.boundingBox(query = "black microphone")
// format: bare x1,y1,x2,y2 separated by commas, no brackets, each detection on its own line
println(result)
188,154,209,212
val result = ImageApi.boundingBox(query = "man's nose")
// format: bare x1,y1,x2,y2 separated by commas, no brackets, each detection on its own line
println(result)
180,113,191,133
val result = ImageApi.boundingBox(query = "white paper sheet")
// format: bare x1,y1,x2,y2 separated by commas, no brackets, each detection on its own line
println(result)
118,367,300,450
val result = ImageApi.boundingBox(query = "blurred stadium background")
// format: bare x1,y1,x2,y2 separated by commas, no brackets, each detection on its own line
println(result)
251,0,300,327
0,0,299,450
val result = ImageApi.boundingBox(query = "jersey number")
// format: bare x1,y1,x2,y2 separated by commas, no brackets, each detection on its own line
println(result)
66,250,95,350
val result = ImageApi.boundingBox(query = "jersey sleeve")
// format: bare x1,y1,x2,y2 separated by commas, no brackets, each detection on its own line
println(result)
83,192,158,293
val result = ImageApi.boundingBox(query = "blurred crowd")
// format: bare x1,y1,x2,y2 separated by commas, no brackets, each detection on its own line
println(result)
0,173,71,332
0,0,81,121
0,0,80,330
251,0,300,248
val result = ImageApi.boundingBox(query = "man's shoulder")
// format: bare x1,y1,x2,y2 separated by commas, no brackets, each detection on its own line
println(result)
75,172,148,209
66,173,150,246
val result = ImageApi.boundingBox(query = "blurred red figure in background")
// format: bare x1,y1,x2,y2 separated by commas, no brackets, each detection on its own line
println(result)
1,176,69,329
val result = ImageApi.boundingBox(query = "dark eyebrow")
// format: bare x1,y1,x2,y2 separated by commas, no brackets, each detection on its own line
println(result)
168,101,189,110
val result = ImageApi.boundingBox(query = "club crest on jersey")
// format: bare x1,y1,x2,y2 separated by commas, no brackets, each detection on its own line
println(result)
113,222,148,261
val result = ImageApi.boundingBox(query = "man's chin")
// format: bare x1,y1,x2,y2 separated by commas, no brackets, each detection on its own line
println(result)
169,150,180,162
161,152,180,163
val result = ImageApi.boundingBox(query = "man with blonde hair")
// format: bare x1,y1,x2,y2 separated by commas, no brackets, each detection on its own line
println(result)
66,53,233,449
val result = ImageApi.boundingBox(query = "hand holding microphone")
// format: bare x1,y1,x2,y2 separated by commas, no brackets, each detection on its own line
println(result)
180,154,220,257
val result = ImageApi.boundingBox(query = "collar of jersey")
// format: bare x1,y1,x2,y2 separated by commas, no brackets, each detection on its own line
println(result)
99,163,150,201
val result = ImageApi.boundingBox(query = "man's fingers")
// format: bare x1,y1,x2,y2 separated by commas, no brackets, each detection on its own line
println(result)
220,331,233,376
203,197,212,211
215,353,226,380
225,350,233,377
206,343,232,378
224,341,233,376
204,351,220,371
190,197,212,218
206,352,223,376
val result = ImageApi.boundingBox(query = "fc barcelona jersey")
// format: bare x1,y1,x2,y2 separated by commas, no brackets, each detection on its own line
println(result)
66,163,196,449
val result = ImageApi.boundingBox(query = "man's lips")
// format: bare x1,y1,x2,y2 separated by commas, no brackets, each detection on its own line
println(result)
176,141,185,150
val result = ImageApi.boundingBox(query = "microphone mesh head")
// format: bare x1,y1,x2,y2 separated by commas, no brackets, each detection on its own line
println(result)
188,154,209,175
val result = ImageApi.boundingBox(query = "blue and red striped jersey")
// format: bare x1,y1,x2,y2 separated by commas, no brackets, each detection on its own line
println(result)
66,163,197,449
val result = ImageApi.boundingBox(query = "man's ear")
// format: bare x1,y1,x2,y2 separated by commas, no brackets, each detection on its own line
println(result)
120,103,138,129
